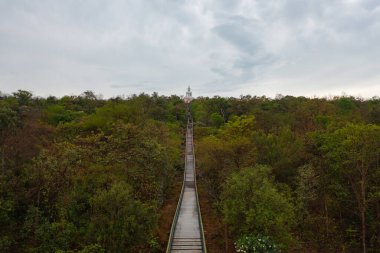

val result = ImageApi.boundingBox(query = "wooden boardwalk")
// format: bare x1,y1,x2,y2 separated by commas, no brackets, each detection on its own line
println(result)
166,118,206,253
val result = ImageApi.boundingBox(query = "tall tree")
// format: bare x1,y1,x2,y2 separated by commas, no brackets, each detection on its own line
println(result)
320,124,380,253
222,165,296,249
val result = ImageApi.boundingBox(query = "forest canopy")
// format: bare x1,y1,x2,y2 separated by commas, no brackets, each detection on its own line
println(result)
0,90,379,253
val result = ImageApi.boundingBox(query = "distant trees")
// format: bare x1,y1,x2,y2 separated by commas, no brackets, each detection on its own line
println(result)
12,90,33,106
0,105,20,173
317,124,380,253
192,95,380,252
1,90,379,252
0,90,184,252
197,115,257,200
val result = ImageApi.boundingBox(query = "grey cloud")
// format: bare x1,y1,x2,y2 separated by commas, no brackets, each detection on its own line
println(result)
210,67,228,77
212,19,261,55
0,0,379,98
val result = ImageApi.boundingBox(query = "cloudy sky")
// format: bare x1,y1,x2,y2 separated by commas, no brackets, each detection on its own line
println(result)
0,0,379,98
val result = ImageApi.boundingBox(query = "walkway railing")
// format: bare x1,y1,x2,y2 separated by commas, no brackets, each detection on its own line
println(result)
166,116,206,252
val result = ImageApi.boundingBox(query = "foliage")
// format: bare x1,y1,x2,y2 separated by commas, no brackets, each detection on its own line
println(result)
316,124,380,252
192,95,380,252
210,112,224,127
0,106,20,130
235,234,281,253
44,105,83,126
222,165,296,249
0,90,183,252
1,90,379,252
78,244,105,253
12,90,33,106
89,182,156,252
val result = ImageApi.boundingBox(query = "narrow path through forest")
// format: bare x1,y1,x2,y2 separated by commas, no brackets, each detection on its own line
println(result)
166,114,206,253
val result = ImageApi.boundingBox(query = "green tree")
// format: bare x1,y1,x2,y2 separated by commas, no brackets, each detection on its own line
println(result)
89,181,157,252
210,112,224,127
0,106,21,172
12,90,33,106
222,165,296,249
44,105,83,126
320,124,380,253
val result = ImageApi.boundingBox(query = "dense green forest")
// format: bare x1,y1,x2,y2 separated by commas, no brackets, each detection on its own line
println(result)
0,90,185,252
1,90,379,252
192,95,380,253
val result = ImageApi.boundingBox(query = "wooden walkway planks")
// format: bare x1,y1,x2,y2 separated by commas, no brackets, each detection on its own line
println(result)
166,119,206,253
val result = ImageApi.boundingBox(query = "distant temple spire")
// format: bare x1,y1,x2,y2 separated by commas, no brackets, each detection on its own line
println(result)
184,86,193,103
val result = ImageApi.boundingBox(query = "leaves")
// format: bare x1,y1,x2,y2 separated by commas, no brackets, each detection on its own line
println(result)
1,91,380,252
222,165,296,249
89,182,156,252
235,234,281,253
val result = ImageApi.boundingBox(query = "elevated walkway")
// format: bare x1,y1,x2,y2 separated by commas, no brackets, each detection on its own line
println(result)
166,117,206,253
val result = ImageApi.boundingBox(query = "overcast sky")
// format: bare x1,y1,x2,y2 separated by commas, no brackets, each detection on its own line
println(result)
0,0,379,98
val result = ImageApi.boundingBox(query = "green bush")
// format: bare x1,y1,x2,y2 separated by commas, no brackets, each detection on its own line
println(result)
235,234,281,253
79,244,105,253
222,165,296,249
